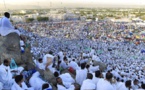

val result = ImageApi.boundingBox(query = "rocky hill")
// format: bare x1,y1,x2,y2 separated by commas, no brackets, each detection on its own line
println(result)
0,33,35,70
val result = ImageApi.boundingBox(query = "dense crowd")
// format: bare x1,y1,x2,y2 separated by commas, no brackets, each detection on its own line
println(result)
17,21,145,90
1,12,145,90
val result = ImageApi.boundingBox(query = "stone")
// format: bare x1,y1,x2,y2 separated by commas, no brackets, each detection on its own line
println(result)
93,61,107,71
39,69,57,90
0,33,34,70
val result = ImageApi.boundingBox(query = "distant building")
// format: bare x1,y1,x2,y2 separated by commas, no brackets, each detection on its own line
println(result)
49,14,65,21
11,16,26,23
64,12,79,21
19,10,26,14
25,14,39,19
86,19,92,22
128,14,136,19
132,18,143,23
49,10,59,14
110,18,131,23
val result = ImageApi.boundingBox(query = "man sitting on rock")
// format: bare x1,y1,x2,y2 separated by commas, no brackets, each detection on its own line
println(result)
0,12,26,54
56,77,75,90
0,59,14,89
0,59,24,89
11,75,34,90
29,71,52,90
0,12,20,36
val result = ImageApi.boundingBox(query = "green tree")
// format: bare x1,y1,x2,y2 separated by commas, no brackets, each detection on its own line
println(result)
140,16,145,20
80,11,85,16
26,18,34,22
37,17,49,21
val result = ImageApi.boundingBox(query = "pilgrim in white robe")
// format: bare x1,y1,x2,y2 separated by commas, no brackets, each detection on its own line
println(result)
111,70,121,79
11,82,34,90
0,16,20,36
92,55,101,62
57,84,75,90
68,60,80,70
11,82,24,90
89,49,95,56
116,82,130,90
97,79,115,90
29,72,52,90
11,67,24,76
20,40,25,47
43,54,55,72
60,60,68,69
35,60,45,70
0,82,3,90
80,58,88,64
82,53,89,57
132,85,139,90
81,79,96,90
59,73,75,84
58,51,64,61
92,73,101,86
89,65,99,73
76,68,87,85
0,64,14,89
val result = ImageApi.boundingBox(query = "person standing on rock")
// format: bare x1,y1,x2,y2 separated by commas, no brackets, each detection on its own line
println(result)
0,12,20,36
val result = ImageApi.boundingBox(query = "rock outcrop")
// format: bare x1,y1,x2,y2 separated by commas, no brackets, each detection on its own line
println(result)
0,33,34,70
39,69,57,90
93,61,107,71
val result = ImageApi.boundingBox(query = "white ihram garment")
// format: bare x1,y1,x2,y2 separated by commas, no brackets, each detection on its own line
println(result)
0,17,20,36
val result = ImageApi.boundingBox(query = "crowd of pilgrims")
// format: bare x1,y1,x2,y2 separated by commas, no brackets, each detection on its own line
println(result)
1,20,145,90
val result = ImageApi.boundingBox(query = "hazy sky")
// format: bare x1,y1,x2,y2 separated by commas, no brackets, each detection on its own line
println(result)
0,0,145,9
0,0,144,5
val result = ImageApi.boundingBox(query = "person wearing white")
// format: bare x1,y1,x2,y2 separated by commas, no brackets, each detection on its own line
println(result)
68,59,80,70
115,81,125,90
89,65,99,73
81,73,96,90
42,83,52,90
92,70,103,86
20,39,25,52
89,48,95,56
11,75,34,90
97,72,115,90
58,50,64,61
132,79,139,90
0,59,14,89
117,80,132,90
54,71,75,86
29,71,52,90
0,82,3,90
60,56,69,69
92,55,101,62
20,40,25,47
136,83,145,90
35,58,45,70
0,12,20,36
56,77,75,90
76,63,87,85
59,73,75,84
43,54,55,72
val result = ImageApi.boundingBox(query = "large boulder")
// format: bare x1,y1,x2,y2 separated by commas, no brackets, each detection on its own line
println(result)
0,33,34,70
39,69,57,90
0,33,21,64
93,61,107,71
